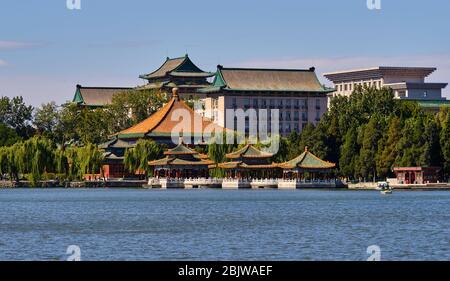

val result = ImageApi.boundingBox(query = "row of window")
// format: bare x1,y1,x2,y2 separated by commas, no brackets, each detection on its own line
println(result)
236,98,322,109
239,122,311,134
337,80,382,92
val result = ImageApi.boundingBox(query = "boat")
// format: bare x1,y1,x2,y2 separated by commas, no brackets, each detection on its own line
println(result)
378,182,393,195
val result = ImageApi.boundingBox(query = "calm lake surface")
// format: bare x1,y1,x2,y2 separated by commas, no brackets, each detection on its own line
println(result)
0,188,449,261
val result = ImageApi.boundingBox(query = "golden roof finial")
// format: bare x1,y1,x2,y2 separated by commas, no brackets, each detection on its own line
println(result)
172,87,179,101
305,146,308,152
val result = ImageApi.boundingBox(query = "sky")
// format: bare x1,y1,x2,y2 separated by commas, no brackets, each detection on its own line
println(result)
1,0,450,106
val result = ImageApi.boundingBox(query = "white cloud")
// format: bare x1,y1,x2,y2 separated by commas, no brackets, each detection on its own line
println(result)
0,59,7,66
0,40,36,50
235,54,450,98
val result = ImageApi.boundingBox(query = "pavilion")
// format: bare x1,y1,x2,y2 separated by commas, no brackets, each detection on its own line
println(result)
278,147,335,179
217,144,280,188
278,147,337,189
147,142,215,188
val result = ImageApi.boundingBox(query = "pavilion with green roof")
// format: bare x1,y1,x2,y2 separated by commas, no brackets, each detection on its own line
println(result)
278,147,336,180
217,144,280,179
138,54,214,99
148,142,213,179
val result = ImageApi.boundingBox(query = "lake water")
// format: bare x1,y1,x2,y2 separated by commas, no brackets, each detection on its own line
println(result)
0,188,449,261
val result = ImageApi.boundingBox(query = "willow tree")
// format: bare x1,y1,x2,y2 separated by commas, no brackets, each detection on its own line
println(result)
77,143,105,179
207,133,238,177
124,139,163,178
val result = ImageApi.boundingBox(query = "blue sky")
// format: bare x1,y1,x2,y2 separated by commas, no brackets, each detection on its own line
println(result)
1,0,449,106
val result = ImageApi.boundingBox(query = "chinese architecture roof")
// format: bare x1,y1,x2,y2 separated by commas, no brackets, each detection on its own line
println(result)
199,65,334,94
217,161,278,169
99,138,135,150
164,142,199,155
225,144,273,159
278,147,336,170
139,55,214,80
72,85,132,107
117,88,228,139
148,142,214,167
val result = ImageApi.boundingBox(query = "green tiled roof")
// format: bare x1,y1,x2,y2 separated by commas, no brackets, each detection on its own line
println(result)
225,144,273,159
199,66,334,94
164,143,198,155
279,147,335,169
140,54,213,80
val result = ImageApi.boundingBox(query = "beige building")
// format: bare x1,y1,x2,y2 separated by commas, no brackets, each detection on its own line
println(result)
198,66,333,136
323,67,449,111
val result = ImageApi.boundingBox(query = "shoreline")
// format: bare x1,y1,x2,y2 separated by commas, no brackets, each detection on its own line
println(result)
1,180,450,191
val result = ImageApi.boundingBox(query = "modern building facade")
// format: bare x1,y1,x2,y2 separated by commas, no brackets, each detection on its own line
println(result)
323,66,449,111
198,65,334,136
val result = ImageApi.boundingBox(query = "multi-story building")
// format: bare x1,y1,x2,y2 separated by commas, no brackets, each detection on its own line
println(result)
198,65,334,136
323,66,449,111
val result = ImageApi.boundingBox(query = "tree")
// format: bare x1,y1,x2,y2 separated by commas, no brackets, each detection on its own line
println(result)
0,123,21,147
339,127,359,179
106,89,168,133
0,96,34,138
377,117,401,178
33,102,60,140
440,111,450,178
357,116,382,181
124,139,163,178
77,143,105,178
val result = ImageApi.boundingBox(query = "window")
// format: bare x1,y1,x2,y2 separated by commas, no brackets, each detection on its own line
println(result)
253,98,259,108
244,98,250,108
285,100,291,108
294,111,299,121
344,84,348,91
294,123,299,132
286,111,291,121
424,91,428,98
302,112,308,121
315,111,321,121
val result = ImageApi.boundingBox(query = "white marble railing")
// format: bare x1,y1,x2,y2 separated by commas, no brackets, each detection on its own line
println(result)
251,178,278,185
184,178,223,185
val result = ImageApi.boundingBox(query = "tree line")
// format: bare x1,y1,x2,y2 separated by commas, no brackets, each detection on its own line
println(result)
1,87,450,183
279,86,450,181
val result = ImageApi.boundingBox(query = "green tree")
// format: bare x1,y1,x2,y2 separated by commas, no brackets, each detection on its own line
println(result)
124,139,163,178
0,96,34,138
33,102,60,141
339,127,359,179
440,111,450,178
357,116,382,181
377,117,401,177
0,123,21,146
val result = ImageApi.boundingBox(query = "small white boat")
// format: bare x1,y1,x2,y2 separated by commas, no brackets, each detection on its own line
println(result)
378,182,393,195
380,189,393,195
